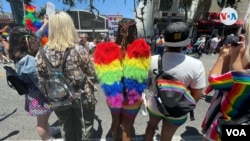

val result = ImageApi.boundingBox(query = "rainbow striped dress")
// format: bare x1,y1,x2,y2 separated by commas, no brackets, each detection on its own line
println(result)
94,39,151,117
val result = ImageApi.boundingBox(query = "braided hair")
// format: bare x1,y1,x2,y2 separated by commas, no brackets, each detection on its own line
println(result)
115,18,137,49
8,26,38,61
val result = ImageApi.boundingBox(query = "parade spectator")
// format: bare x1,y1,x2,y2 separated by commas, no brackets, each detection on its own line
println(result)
0,35,11,63
209,34,220,55
2,36,11,61
89,38,98,54
8,26,59,141
193,35,206,59
201,27,250,141
79,33,98,91
94,18,151,141
151,35,157,54
145,22,206,141
35,11,96,141
156,34,165,56
79,33,90,52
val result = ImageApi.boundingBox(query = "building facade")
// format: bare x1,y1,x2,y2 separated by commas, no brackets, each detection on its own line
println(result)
136,0,250,37
67,10,108,39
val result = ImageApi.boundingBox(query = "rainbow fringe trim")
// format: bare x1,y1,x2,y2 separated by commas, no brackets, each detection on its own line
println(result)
94,39,151,108
123,39,151,104
94,42,124,108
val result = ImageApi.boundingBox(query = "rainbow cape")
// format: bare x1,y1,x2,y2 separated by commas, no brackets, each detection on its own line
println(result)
94,39,151,108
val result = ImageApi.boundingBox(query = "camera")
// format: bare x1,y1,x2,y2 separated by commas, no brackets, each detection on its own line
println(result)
223,35,239,46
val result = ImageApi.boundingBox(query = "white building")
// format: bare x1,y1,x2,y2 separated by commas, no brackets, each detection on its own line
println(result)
135,0,154,37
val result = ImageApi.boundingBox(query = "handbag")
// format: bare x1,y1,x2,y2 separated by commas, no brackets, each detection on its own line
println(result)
3,66,29,95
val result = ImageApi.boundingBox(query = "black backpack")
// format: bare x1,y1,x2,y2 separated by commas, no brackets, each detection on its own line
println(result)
153,55,196,118
4,65,29,95
39,47,75,109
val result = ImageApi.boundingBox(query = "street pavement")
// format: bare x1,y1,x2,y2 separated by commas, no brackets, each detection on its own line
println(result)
0,53,218,141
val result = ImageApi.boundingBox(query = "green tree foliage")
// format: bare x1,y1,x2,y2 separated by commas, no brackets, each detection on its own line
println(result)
37,6,46,19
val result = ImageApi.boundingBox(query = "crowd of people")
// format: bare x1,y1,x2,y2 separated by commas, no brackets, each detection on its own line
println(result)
2,4,250,141
0,34,12,64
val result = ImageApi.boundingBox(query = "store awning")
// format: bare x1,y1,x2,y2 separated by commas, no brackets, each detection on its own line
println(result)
198,19,244,27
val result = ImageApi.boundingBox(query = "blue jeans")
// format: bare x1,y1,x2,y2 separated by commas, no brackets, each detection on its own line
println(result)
156,46,165,56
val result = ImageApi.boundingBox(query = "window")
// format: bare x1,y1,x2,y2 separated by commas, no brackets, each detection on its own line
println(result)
217,0,226,8
159,0,172,11
217,0,237,8
226,0,237,7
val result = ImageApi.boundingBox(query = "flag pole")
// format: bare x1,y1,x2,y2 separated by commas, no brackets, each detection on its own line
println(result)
23,1,25,17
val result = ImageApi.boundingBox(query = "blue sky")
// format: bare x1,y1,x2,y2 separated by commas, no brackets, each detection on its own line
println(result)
3,0,135,18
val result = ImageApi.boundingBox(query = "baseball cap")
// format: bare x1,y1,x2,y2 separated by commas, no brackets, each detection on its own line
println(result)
164,22,190,47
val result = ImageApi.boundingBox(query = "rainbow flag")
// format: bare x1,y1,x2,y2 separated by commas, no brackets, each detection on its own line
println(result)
22,4,42,32
209,71,250,120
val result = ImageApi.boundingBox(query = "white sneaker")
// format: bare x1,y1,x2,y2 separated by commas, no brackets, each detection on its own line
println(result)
49,126,61,137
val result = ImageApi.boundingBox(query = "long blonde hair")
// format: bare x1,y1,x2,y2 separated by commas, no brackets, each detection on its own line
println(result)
47,11,79,51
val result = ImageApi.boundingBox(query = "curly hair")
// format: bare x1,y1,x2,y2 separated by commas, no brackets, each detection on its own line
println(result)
8,26,38,60
115,18,137,49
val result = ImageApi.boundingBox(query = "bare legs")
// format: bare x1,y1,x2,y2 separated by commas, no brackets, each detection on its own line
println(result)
110,113,137,141
121,116,136,141
36,113,51,141
160,121,178,141
145,116,161,141
111,113,121,141
0,52,10,63
145,116,179,141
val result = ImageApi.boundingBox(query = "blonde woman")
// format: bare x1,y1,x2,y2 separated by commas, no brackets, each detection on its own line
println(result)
35,11,96,141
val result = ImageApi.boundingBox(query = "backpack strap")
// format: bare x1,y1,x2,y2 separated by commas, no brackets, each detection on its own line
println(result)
153,55,164,77
61,47,72,72
39,47,72,72
39,47,54,73
158,55,162,71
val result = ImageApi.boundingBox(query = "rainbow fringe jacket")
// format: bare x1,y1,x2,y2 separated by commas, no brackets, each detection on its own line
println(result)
94,39,151,108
